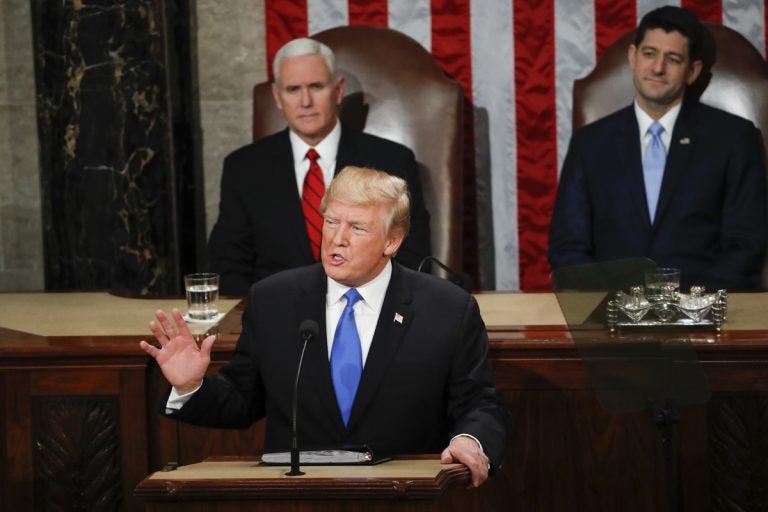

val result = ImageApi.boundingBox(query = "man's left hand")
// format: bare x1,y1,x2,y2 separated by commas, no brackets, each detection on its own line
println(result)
440,435,490,488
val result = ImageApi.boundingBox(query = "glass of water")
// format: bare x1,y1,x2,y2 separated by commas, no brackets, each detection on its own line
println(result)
184,273,219,321
644,267,680,301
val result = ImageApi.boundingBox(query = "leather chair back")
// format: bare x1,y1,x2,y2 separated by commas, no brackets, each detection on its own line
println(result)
253,26,464,272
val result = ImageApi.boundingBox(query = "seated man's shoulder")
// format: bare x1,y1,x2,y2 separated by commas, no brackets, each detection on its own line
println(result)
350,129,415,157
223,131,289,166
694,102,758,131
573,105,632,140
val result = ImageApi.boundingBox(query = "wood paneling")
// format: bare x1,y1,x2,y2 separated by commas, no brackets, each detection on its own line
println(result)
3,298,768,510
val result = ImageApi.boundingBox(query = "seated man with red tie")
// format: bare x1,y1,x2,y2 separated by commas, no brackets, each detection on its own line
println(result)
208,37,431,296
141,167,510,488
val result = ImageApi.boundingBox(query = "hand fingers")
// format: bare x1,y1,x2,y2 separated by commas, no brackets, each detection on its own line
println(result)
467,455,489,488
149,320,169,345
199,333,217,356
469,465,488,488
170,308,192,338
156,309,177,338
139,340,160,358
440,447,454,464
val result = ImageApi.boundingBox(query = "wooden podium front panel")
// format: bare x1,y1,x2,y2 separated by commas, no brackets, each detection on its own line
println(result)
135,458,475,512
1,362,149,512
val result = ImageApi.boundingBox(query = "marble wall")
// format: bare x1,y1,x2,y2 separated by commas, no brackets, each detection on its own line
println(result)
31,0,189,294
0,0,267,292
0,0,44,290
195,0,266,237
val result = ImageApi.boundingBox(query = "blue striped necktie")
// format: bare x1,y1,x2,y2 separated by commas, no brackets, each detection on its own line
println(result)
330,288,363,426
643,121,666,223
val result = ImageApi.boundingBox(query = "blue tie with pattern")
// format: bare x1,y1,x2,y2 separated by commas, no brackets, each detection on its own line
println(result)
643,121,666,223
330,288,363,426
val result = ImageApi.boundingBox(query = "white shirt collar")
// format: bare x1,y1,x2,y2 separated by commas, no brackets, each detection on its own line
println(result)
289,119,342,179
634,100,681,145
326,260,392,312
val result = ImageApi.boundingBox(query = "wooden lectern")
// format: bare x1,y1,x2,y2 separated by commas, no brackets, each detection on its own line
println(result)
134,456,476,512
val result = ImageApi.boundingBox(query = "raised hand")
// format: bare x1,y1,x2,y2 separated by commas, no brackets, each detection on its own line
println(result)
139,308,216,394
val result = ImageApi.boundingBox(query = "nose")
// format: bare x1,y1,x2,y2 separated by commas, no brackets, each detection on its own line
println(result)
331,224,349,246
651,55,665,74
299,87,312,107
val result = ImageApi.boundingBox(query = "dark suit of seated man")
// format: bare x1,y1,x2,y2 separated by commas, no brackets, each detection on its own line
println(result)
141,167,510,488
208,37,431,296
549,6,767,291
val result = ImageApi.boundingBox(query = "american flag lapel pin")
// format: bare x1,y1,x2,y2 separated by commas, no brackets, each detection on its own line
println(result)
679,137,690,145
394,313,403,324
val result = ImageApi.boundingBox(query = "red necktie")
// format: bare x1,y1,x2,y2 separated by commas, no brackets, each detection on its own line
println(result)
302,149,325,260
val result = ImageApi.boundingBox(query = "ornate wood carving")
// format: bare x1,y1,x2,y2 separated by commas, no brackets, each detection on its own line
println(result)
708,393,768,512
32,397,122,511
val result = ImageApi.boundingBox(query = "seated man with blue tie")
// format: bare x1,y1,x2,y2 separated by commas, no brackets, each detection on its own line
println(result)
208,37,431,296
548,6,767,290
140,167,510,488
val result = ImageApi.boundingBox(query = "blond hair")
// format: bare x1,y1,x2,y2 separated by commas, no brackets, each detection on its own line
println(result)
320,166,411,235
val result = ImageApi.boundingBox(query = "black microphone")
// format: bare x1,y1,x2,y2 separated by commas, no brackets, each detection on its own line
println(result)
417,256,474,292
286,319,319,476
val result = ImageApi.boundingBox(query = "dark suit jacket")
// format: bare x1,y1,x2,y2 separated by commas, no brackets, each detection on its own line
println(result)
549,100,768,291
167,263,511,469
208,126,432,295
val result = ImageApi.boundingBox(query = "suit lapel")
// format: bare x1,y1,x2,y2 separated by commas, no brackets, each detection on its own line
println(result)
335,125,359,174
294,266,342,430
347,264,414,430
615,107,652,227
653,101,697,228
274,130,314,261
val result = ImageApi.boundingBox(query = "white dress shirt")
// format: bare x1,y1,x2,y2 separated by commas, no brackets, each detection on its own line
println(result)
289,119,341,196
634,100,681,161
325,262,392,364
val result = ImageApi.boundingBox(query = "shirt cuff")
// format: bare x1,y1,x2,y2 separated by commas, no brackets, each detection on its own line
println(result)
450,433,484,453
165,382,202,413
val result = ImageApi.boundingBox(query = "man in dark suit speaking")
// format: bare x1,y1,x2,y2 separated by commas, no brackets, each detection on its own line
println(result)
208,37,431,296
141,167,510,488
549,6,767,290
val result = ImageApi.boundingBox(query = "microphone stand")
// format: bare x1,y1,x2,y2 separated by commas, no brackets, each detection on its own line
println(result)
286,328,313,476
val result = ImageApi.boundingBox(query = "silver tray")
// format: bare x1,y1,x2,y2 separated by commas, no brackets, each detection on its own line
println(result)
606,288,727,332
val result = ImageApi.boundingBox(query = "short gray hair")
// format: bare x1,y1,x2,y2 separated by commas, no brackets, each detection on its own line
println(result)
273,38,337,84
321,166,411,236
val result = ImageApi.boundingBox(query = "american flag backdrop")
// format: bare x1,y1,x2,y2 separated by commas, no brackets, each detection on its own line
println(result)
262,0,768,291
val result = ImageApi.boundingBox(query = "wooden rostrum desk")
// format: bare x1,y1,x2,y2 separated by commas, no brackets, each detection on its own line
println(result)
2,292,768,511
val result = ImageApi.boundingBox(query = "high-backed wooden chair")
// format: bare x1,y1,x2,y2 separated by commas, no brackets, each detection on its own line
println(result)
573,23,768,153
253,26,464,273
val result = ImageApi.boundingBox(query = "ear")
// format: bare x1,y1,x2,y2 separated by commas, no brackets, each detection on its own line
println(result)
334,76,346,106
271,83,284,110
686,59,703,85
627,44,637,70
383,228,405,258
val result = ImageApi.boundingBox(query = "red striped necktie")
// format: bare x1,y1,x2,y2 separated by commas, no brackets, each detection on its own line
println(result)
302,148,325,260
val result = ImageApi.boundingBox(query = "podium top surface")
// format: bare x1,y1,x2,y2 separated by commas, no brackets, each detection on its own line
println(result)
145,458,459,480
134,457,471,502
